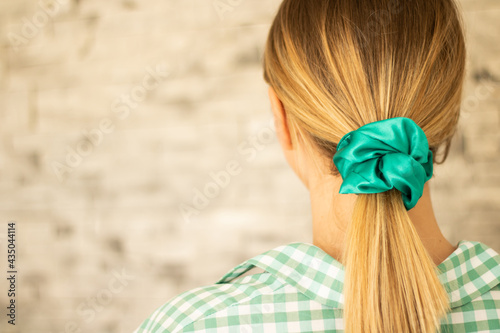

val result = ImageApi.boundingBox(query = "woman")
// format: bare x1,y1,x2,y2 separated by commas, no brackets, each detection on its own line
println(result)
135,0,500,332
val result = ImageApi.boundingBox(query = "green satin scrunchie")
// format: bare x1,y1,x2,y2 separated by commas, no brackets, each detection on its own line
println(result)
332,117,433,210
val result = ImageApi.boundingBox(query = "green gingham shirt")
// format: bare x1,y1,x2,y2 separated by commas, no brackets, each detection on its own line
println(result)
135,240,500,332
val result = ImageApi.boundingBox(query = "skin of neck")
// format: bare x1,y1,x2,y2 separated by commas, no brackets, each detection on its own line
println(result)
268,86,458,266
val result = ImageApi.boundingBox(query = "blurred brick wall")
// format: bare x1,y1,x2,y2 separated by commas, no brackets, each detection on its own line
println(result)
0,0,498,332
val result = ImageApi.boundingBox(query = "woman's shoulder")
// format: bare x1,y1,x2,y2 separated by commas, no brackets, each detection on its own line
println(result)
133,268,282,333
440,284,500,332
438,240,500,332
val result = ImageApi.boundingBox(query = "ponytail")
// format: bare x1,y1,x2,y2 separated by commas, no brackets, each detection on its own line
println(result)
342,190,449,332
332,117,449,333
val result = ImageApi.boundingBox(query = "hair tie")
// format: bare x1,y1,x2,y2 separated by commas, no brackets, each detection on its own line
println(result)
332,117,433,210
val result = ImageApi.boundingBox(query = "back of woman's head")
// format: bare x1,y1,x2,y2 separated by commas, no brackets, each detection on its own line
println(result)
263,0,466,332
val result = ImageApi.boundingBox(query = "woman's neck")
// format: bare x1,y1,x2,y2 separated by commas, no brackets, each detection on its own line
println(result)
309,176,458,267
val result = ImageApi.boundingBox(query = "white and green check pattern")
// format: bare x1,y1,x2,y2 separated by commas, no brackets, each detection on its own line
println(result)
135,240,500,332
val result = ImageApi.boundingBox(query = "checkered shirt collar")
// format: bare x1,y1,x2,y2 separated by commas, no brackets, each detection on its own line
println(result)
217,240,500,310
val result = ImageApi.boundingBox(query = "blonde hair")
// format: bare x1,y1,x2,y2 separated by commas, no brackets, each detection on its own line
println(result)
263,0,466,332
